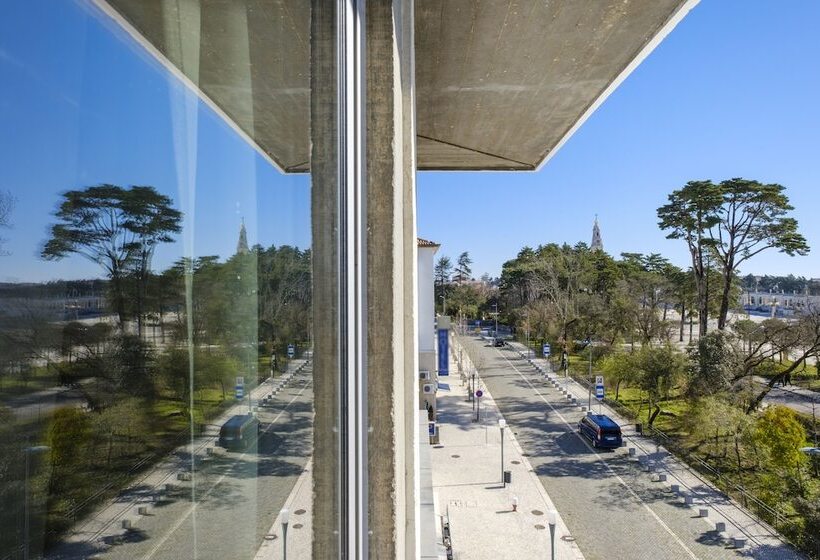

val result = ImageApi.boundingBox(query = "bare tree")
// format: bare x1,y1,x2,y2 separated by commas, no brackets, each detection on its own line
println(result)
738,308,820,412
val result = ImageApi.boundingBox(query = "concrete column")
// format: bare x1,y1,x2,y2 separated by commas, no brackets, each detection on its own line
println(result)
310,2,340,558
311,1,416,557
397,1,420,557
366,1,416,557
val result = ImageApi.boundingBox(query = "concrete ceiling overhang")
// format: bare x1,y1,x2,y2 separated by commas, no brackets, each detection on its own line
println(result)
93,0,697,173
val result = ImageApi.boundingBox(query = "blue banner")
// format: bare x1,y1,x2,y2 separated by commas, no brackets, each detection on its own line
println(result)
437,328,449,376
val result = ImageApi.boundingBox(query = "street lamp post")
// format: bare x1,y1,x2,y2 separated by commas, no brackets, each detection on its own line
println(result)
547,509,557,560
281,508,290,560
24,445,49,560
525,313,530,358
493,301,499,339
499,418,507,486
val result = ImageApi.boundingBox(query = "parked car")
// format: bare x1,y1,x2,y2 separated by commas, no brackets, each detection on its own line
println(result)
578,414,622,449
218,414,261,451
493,337,505,347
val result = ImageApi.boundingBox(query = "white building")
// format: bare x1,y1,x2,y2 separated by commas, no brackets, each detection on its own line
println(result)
417,238,439,375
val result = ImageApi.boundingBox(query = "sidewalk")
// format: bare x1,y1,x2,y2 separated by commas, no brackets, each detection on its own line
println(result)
506,341,803,560
432,338,585,560
254,460,313,560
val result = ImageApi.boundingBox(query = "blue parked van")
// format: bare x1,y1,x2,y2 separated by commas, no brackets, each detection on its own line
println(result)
218,414,260,451
578,414,622,449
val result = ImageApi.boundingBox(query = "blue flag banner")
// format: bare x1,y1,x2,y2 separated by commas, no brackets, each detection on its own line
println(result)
438,328,449,376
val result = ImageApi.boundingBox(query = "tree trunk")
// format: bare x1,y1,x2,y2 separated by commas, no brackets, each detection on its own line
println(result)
746,357,806,413
734,434,743,475
679,303,685,342
717,268,733,330
648,403,661,426
688,312,694,344
697,274,709,338
111,273,127,328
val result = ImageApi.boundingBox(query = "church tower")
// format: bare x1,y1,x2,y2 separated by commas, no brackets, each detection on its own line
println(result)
236,218,249,255
591,216,603,252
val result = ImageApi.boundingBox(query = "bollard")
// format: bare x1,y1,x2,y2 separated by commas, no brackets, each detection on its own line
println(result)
715,522,726,533
732,537,747,549
138,506,148,516
581,406,587,412
684,495,694,506
628,447,636,457
122,519,132,529
699,509,709,518
671,484,680,494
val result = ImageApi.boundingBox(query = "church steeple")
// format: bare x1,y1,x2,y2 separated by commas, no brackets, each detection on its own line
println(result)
236,218,249,255
591,215,603,252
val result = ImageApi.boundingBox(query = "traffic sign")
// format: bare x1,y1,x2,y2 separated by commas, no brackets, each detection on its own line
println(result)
235,376,245,400
595,385,604,401
542,343,551,357
595,375,604,385
287,344,295,358
475,389,483,398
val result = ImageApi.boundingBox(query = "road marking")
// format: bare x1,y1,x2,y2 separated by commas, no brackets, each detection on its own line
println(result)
143,372,314,560
478,340,699,560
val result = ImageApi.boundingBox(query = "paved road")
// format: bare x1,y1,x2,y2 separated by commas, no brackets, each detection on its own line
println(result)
2,383,88,420
753,377,820,418
461,335,745,560
47,364,314,560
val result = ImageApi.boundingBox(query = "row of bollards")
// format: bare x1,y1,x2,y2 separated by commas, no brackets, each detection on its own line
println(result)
261,370,299,406
627,445,748,549
521,341,752,553
106,363,317,545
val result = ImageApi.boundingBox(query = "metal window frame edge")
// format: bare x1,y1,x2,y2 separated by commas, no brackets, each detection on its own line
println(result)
338,0,368,558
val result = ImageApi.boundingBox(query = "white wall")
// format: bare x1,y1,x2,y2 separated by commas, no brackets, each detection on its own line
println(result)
417,246,437,354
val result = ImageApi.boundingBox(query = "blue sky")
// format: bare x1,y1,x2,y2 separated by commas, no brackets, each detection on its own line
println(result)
418,0,820,280
0,0,309,282
1,0,818,283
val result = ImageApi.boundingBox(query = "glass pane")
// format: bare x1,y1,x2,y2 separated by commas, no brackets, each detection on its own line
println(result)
0,2,322,559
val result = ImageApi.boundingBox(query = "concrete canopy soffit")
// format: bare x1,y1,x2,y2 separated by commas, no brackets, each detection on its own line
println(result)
96,0,697,172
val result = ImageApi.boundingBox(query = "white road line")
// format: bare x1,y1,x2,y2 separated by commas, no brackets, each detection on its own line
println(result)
483,342,700,560
142,375,314,560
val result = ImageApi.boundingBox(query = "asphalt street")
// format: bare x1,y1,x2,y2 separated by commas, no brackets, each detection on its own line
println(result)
80,365,314,560
461,335,745,560
755,378,820,418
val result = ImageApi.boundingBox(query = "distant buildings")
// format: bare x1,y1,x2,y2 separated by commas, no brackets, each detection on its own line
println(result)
0,281,107,320
741,290,820,315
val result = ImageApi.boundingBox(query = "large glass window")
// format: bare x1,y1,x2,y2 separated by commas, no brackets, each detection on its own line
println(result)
0,2,325,559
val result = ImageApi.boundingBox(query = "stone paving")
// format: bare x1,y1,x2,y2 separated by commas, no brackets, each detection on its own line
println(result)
432,343,584,560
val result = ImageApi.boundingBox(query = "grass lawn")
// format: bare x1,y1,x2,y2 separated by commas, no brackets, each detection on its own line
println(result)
0,364,62,397
611,385,689,436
